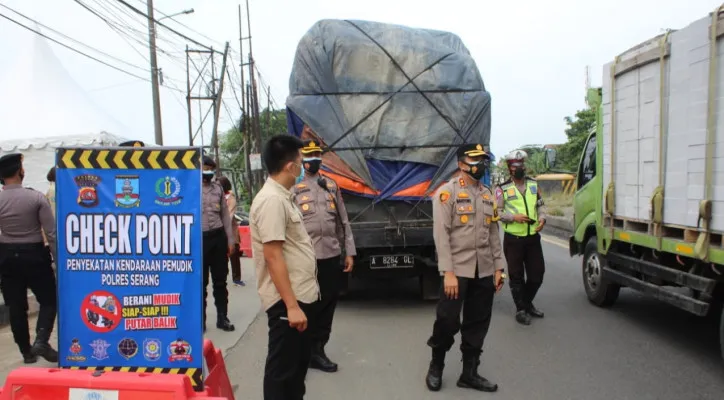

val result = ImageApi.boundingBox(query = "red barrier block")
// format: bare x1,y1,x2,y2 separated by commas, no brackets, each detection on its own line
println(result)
238,226,252,258
203,339,236,400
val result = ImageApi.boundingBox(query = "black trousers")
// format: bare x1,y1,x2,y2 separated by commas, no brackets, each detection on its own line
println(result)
264,300,315,400
203,228,229,322
230,245,242,282
311,255,342,345
427,274,495,358
0,243,57,354
503,232,546,312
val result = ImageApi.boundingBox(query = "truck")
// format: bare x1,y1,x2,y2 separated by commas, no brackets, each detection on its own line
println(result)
285,19,492,299
553,7,724,358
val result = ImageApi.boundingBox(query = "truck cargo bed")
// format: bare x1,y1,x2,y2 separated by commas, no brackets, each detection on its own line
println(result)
601,13,724,233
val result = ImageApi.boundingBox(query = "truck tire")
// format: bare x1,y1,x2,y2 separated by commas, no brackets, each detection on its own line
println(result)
582,236,620,307
720,307,724,361
420,270,441,301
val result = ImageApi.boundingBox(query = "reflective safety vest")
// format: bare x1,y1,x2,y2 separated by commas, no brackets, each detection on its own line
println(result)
501,179,539,236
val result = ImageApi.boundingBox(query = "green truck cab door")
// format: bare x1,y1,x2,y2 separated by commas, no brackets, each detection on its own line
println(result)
570,132,599,257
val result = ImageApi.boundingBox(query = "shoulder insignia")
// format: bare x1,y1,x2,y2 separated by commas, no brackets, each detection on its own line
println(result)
296,183,307,189
457,192,469,199
458,177,466,187
301,195,310,201
439,191,450,203
482,193,491,200
495,187,503,199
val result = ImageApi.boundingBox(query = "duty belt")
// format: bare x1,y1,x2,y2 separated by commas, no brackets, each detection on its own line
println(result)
0,242,46,251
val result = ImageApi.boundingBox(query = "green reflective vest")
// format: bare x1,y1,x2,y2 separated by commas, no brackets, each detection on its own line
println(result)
501,179,539,236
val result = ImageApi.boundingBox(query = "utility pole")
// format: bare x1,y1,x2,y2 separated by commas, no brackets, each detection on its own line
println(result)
146,0,163,145
211,43,230,176
238,4,253,201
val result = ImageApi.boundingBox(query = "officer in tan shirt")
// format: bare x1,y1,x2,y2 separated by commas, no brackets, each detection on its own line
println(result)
250,134,320,400
425,143,505,393
292,139,355,373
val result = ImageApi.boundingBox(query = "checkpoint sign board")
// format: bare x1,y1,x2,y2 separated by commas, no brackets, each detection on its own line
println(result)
55,146,203,390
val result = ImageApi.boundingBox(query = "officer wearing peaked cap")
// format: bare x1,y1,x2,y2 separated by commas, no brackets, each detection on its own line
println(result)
0,153,59,364
425,143,504,393
496,149,547,326
201,155,236,332
291,138,356,373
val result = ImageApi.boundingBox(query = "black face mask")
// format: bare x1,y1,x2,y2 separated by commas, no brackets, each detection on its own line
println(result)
513,168,525,180
304,159,322,174
202,172,214,182
464,162,485,180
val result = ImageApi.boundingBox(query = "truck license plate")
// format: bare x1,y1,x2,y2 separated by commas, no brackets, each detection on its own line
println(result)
369,254,414,269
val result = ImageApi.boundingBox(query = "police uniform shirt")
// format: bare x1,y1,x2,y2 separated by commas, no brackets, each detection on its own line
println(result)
250,178,320,311
0,184,57,260
202,181,235,245
291,174,356,260
432,175,505,278
494,178,547,223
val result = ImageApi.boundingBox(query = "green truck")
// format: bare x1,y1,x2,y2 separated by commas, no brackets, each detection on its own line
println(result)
552,8,724,358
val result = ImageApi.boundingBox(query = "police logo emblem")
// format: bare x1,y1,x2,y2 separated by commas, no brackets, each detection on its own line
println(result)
154,176,182,206
89,339,110,361
66,338,87,362
168,338,193,362
143,338,162,361
115,175,140,208
460,215,469,224
530,185,538,195
117,338,138,360
74,175,101,208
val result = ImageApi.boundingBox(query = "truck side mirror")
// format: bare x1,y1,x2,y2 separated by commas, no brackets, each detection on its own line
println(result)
545,149,557,169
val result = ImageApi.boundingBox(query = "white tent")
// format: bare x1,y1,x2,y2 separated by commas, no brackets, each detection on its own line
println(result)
0,28,130,194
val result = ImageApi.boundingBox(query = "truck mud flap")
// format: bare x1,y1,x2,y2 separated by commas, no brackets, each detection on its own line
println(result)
605,252,716,294
603,267,710,316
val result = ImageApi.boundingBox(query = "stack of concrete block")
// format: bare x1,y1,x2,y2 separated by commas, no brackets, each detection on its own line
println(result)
602,12,724,233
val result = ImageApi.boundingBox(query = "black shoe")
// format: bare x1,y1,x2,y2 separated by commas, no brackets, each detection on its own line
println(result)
527,304,544,318
22,351,38,364
310,344,338,373
216,315,235,332
31,341,58,363
457,357,498,392
515,310,532,326
425,361,444,391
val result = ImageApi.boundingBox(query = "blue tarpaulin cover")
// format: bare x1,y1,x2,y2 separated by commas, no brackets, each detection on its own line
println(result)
286,19,492,200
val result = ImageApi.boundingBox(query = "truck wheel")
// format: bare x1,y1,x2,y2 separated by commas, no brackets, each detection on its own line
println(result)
582,236,620,307
719,307,724,361
420,270,441,301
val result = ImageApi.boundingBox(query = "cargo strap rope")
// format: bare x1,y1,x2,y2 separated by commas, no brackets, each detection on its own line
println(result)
606,56,620,250
652,30,672,250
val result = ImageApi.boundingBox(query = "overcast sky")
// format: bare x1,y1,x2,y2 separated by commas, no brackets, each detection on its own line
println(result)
0,0,720,157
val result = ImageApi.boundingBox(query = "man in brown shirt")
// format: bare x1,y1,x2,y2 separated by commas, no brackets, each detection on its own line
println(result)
425,143,505,393
292,139,355,373
0,153,58,364
201,156,236,332
250,134,320,400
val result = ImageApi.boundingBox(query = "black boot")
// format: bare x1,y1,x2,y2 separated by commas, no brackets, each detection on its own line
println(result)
216,314,235,332
31,329,58,363
22,349,37,364
515,310,532,325
457,356,498,392
310,342,338,373
527,303,544,318
425,349,445,391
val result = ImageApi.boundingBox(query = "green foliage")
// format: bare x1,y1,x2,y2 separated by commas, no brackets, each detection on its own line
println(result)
555,106,596,172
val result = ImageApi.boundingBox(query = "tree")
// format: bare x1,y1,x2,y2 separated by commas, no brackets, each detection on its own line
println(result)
555,106,596,172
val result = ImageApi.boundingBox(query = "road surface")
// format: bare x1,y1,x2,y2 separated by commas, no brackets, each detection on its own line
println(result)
226,234,724,400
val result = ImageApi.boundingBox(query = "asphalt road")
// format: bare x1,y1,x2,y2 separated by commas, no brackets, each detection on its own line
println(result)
226,235,724,400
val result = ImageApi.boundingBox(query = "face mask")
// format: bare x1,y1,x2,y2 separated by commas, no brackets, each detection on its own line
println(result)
303,158,322,174
293,162,305,185
513,168,525,180
463,161,485,180
202,170,214,182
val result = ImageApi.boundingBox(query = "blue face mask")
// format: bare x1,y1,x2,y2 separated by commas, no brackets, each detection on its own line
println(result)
294,162,305,185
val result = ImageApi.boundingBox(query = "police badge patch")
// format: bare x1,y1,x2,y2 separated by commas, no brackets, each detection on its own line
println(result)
89,339,110,361
143,338,162,361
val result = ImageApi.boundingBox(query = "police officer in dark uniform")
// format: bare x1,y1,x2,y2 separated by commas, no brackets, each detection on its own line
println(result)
425,143,505,393
202,156,236,332
0,153,59,364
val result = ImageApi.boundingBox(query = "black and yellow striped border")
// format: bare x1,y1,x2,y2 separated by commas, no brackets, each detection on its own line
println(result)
63,366,203,391
56,148,200,170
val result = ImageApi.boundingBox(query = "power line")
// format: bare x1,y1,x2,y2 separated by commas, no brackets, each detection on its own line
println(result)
0,11,150,82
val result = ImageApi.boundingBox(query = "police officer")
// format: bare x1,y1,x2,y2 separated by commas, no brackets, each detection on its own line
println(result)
291,139,355,373
496,149,547,326
0,153,58,364
425,143,505,393
202,156,236,332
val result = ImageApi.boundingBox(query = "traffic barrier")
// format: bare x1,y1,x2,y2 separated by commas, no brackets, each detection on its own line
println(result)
238,226,253,258
0,340,235,400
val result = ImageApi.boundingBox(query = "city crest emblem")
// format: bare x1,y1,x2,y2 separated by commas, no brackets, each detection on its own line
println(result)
115,175,140,208
143,338,162,361
154,176,182,206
